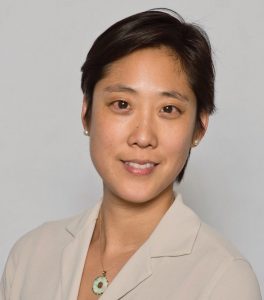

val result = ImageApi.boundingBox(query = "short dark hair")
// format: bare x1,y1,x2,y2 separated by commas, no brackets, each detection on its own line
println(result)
81,9,215,182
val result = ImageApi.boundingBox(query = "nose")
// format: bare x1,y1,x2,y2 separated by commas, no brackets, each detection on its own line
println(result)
127,113,158,149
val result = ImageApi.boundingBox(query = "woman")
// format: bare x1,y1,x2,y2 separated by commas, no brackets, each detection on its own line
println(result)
0,9,261,300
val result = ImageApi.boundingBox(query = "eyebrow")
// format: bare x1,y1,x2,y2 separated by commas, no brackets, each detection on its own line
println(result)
104,84,137,94
161,90,189,102
103,84,189,102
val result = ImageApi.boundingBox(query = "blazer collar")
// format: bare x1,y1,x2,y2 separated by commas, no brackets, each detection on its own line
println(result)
102,194,201,300
100,238,152,300
65,200,101,237
148,194,201,257
65,194,201,256
62,194,201,300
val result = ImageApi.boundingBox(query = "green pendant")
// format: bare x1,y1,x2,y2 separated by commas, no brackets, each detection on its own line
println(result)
92,271,109,295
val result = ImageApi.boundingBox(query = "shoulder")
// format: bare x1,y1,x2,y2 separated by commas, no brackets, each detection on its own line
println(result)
8,213,83,261
0,204,98,298
2,214,77,270
206,257,262,299
6,203,98,265
196,222,243,259
195,222,262,299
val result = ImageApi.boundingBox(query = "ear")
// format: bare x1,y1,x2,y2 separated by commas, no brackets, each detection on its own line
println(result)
192,112,209,147
81,96,90,134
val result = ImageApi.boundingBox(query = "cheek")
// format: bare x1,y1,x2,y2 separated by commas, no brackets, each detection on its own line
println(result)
88,111,124,161
89,123,112,153
161,134,192,182
160,124,195,175
162,135,191,160
89,121,114,178
162,120,195,153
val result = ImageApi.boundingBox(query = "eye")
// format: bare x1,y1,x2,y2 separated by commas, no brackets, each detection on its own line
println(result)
160,105,181,117
110,100,131,112
116,100,129,109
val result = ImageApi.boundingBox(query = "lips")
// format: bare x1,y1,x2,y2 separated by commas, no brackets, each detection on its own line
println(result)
125,161,155,169
122,160,158,175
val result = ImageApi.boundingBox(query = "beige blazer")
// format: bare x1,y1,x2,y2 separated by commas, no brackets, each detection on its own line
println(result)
0,195,262,300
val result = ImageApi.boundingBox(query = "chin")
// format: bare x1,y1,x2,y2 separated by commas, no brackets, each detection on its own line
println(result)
105,182,174,206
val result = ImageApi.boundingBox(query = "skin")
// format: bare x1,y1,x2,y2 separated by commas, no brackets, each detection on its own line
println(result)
78,46,208,299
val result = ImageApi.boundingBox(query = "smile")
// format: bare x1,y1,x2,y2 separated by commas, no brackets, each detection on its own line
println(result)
125,161,155,169
122,160,158,175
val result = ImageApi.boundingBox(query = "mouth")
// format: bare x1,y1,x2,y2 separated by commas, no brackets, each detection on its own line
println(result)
121,160,158,175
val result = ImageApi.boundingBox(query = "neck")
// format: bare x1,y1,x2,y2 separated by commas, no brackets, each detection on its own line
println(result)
96,185,175,256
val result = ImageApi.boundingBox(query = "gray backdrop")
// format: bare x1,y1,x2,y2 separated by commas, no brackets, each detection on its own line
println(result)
0,0,263,295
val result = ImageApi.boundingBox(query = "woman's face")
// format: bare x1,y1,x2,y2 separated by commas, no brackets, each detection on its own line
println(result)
82,47,207,204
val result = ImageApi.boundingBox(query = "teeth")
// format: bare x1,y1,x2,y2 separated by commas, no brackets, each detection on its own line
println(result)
125,162,155,169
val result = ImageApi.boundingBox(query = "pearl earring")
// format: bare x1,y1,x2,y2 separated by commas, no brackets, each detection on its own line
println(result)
193,139,199,147
83,130,89,136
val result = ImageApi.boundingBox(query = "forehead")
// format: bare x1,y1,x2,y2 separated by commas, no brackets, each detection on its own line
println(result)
94,47,195,102
104,46,183,76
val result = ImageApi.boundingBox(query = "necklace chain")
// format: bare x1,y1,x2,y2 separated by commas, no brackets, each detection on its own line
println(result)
91,209,109,296
99,209,135,274
99,208,106,272
93,192,175,295
98,192,175,274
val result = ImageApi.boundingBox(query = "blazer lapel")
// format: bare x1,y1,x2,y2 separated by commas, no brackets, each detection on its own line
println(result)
59,200,152,300
58,194,200,300
60,202,101,300
100,241,152,300
149,195,201,258
100,194,201,300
